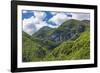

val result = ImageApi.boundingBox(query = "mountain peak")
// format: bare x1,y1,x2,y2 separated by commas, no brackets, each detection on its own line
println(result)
39,26,52,30
81,20,90,24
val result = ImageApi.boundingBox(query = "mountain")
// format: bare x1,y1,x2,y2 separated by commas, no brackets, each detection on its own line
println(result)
48,19,89,43
32,26,58,50
22,19,90,62
81,20,90,25
33,26,55,40
32,19,89,44
44,31,90,61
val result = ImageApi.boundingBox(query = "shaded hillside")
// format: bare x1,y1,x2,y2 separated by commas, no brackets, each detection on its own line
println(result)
48,19,89,43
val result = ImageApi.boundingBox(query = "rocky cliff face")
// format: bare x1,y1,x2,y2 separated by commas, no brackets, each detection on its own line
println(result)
48,19,87,43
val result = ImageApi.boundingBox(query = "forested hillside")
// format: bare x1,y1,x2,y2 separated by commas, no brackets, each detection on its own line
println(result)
22,19,90,62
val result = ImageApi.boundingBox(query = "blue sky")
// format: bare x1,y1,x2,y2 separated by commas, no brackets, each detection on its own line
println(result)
22,10,90,35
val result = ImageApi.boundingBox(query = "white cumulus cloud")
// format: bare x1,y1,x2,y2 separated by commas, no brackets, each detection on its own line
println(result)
23,11,48,35
35,21,48,30
33,11,46,20
32,11,47,26
22,10,28,14
23,16,37,35
48,13,68,26
50,12,57,15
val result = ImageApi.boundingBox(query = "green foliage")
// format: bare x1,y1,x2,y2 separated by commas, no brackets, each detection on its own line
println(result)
33,26,55,40
22,32,48,62
22,19,90,62
47,19,89,43
44,31,90,60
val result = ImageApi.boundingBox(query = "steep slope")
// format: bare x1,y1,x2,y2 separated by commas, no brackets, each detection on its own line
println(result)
44,31,90,61
32,26,59,50
81,20,90,25
33,26,55,40
22,31,48,62
48,19,89,43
